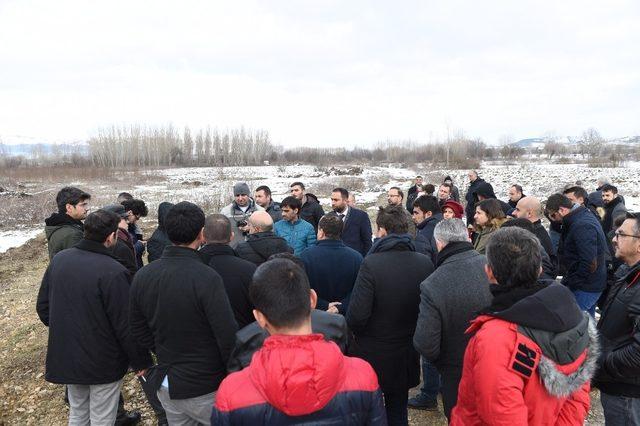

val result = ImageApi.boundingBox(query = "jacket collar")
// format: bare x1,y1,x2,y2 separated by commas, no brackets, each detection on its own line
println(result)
75,239,118,259
435,241,475,268
316,239,345,247
161,245,203,261
44,212,84,228
199,243,237,257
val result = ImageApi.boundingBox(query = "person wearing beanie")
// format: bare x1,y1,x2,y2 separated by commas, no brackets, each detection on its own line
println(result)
442,200,464,220
451,227,598,425
220,182,264,247
443,176,460,203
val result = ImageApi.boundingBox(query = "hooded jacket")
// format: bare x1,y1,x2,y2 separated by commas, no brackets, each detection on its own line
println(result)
212,334,387,425
472,182,512,216
415,214,442,265
147,202,174,262
299,193,325,231
44,212,84,260
451,284,599,425
347,234,434,393
465,177,486,225
235,231,293,265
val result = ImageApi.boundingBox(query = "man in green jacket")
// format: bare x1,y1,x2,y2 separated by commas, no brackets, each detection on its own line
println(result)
44,187,91,260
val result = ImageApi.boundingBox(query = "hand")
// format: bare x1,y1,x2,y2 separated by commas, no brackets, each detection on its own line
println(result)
327,302,341,314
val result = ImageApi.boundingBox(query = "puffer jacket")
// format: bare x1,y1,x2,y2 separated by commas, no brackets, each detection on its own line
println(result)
274,218,317,255
212,334,387,425
44,213,84,260
451,284,599,425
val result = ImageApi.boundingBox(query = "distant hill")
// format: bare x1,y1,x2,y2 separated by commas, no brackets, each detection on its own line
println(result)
0,143,89,157
515,135,640,148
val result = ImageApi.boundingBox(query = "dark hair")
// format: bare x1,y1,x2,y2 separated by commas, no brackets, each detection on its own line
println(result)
601,184,618,194
204,214,232,243
255,185,272,197
121,199,148,217
376,205,409,234
83,210,119,243
440,183,452,191
267,252,305,270
389,186,404,200
626,212,640,235
500,217,535,233
332,187,349,199
117,192,133,202
416,175,422,179
413,195,441,215
545,193,573,213
290,182,305,191
563,186,588,202
280,196,302,212
56,187,91,214
486,227,542,289
250,259,311,328
614,214,627,229
165,201,205,244
319,215,343,239
424,184,435,194
511,184,523,193
476,199,506,223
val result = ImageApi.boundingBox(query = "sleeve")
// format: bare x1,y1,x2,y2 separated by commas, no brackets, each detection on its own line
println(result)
315,204,325,227
129,275,156,351
367,388,388,425
469,329,528,424
413,284,442,362
113,243,138,275
565,224,599,290
36,265,52,326
201,273,239,364
63,230,83,250
346,260,376,332
146,236,162,262
102,270,152,370
306,225,317,248
555,382,591,426
360,214,372,255
603,293,640,378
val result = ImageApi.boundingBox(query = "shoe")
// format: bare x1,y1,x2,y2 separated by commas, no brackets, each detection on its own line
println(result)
115,410,142,425
407,393,438,411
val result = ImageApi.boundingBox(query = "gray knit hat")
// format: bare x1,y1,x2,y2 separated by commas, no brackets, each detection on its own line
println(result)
233,182,251,196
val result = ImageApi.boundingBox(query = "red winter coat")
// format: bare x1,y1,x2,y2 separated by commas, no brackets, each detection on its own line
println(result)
451,315,596,425
212,334,387,425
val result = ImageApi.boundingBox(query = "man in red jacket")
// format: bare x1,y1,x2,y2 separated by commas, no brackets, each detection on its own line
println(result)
451,227,599,425
212,258,387,425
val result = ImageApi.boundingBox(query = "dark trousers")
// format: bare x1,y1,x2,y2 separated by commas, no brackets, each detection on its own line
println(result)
601,392,640,425
138,376,166,421
418,358,441,400
440,369,463,420
384,391,408,426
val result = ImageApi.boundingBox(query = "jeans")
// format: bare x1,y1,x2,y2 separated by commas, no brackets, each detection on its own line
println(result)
419,358,441,401
67,380,122,426
384,391,409,426
572,289,602,317
601,392,640,425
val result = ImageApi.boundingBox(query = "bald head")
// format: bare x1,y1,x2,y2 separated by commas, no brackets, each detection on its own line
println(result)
249,211,274,233
515,196,542,222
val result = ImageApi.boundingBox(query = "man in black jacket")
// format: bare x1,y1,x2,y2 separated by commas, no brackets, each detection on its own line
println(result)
236,211,293,265
347,205,434,425
37,210,152,425
254,185,282,223
103,204,138,275
328,187,372,256
129,202,238,425
290,181,325,230
464,171,484,226
514,196,556,264
199,214,256,328
595,213,640,423
147,202,174,262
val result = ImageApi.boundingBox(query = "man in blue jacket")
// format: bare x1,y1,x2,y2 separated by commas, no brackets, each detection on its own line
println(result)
274,196,316,255
546,193,608,316
328,187,372,256
412,195,442,265
300,215,363,315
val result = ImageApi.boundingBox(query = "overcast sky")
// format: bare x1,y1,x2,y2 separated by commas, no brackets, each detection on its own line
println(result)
0,0,638,147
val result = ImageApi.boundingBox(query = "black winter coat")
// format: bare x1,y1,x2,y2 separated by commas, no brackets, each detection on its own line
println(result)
300,193,325,231
235,231,293,265
347,234,434,393
129,246,238,399
464,178,485,224
594,261,640,397
112,228,138,275
147,202,174,262
36,239,152,384
415,215,441,265
199,243,256,328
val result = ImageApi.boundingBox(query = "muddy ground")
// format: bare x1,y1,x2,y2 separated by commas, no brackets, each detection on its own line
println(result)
0,233,604,425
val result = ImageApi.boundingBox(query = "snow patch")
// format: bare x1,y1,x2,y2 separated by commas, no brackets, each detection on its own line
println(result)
0,229,41,254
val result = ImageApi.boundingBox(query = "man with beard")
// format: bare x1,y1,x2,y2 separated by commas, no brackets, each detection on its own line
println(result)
328,187,372,256
601,184,627,236
221,182,264,247
388,186,416,238
289,181,325,231
45,186,91,260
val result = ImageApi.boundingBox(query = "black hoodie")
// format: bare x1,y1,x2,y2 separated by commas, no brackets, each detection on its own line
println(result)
147,202,174,262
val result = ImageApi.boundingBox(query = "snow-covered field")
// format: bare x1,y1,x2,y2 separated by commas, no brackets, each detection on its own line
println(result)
1,161,638,253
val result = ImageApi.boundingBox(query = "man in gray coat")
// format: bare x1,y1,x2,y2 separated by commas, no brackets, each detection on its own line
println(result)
413,218,493,420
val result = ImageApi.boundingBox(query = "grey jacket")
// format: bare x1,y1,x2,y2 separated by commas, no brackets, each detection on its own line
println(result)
413,247,493,371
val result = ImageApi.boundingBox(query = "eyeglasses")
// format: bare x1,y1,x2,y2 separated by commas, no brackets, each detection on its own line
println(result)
613,231,640,240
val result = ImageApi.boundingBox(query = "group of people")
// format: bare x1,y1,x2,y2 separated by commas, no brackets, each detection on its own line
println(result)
35,171,640,425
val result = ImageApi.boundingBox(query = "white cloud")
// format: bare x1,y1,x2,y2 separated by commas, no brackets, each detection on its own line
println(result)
0,0,638,146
